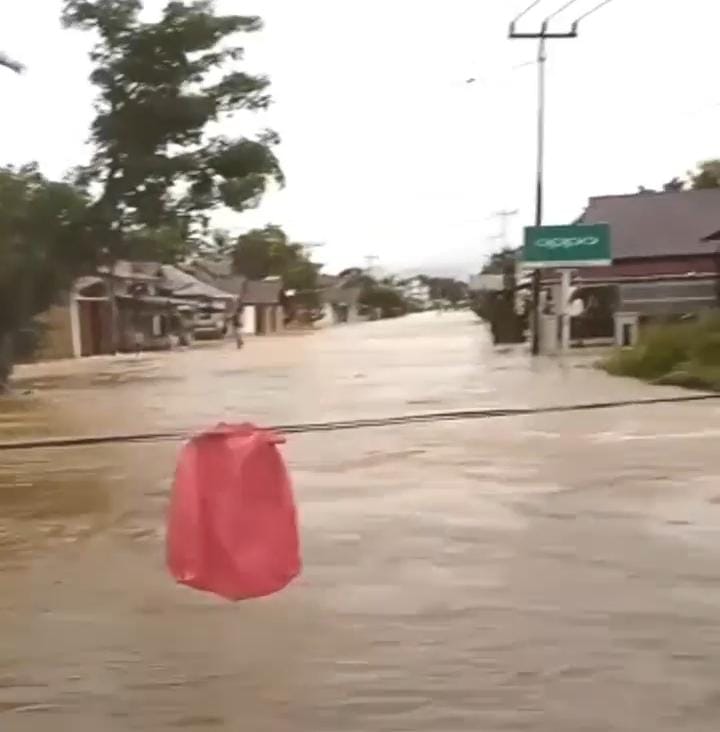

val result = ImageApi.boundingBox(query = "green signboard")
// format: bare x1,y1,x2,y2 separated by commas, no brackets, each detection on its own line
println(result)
523,224,611,268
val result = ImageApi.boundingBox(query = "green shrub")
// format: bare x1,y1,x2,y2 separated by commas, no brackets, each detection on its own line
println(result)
656,362,720,391
602,314,720,390
603,322,695,379
691,332,720,365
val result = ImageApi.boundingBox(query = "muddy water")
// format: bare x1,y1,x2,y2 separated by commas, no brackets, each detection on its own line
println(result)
2,313,720,730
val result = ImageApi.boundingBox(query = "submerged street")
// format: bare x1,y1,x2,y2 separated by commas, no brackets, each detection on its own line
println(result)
2,312,720,731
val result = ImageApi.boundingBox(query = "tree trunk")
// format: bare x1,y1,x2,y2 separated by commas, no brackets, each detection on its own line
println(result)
104,266,120,355
0,332,14,392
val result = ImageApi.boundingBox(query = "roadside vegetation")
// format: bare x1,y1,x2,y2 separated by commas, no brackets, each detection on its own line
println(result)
0,0,283,387
601,314,720,390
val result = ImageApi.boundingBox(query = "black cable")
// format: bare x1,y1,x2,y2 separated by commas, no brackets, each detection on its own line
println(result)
0,393,717,452
575,0,615,25
545,0,583,24
512,0,545,25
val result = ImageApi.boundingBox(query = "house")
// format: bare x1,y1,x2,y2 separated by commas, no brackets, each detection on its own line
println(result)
400,277,432,309
241,279,285,335
575,189,720,311
538,189,720,343
187,258,246,299
160,265,238,339
186,258,287,336
34,262,200,360
318,285,362,325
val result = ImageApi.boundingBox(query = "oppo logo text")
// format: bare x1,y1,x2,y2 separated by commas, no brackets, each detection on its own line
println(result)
535,237,600,250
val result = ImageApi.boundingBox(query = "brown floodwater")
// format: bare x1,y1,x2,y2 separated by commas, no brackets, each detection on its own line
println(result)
1,313,720,731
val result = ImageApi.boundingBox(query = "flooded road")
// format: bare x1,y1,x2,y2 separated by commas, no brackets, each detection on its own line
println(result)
2,312,720,730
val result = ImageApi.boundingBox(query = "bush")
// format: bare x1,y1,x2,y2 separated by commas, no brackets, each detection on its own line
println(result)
603,321,695,380
601,312,720,390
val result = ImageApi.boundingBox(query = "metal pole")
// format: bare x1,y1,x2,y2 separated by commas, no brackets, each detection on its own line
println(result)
509,26,576,357
509,1,616,355
530,36,547,355
535,37,546,229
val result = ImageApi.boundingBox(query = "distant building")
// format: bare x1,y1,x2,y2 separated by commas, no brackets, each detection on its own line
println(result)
159,265,238,340
241,279,285,335
400,277,432,309
186,259,285,336
186,258,246,299
34,262,196,359
318,285,362,325
469,274,504,292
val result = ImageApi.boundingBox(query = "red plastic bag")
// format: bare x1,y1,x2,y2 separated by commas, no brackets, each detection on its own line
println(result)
166,423,301,601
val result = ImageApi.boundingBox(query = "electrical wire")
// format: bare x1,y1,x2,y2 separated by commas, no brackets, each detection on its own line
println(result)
0,394,718,452
575,0,616,25
512,0,545,25
544,0,583,24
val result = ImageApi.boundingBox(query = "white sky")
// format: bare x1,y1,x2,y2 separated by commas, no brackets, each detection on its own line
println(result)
1,0,719,275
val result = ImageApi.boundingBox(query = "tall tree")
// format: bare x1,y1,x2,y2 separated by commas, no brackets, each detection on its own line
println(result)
62,0,283,257
233,225,320,310
233,225,294,280
690,160,720,190
663,177,685,192
0,165,91,386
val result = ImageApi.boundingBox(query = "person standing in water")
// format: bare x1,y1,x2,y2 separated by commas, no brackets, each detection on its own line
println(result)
233,307,244,349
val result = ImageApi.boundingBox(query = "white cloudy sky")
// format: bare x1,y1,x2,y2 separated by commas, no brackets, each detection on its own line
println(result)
1,0,718,275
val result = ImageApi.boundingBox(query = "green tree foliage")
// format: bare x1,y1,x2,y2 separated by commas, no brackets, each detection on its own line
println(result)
644,161,720,194
62,0,283,256
663,177,685,192
359,285,407,319
426,277,468,303
481,248,517,276
0,165,91,385
233,225,319,307
472,248,526,344
233,225,293,279
690,160,720,190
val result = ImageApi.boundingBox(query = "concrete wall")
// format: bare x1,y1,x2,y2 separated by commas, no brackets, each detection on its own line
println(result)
242,305,257,335
242,304,284,335
78,300,114,356
34,304,75,361
316,303,359,327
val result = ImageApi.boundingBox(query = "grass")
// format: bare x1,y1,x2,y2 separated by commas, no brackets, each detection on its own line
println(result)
601,313,720,391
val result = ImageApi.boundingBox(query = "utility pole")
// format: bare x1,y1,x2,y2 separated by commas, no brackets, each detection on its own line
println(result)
509,0,613,354
509,5,578,355
491,209,519,250
364,255,380,276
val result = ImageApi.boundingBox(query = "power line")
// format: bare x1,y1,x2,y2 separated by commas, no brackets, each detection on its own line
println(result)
465,59,535,86
490,209,520,248
576,0,616,26
0,394,718,452
545,0,583,25
512,0,545,25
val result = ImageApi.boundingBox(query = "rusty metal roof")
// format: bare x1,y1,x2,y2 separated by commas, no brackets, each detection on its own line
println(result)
243,279,283,304
160,265,237,300
580,189,720,259
321,286,361,306
99,260,162,280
